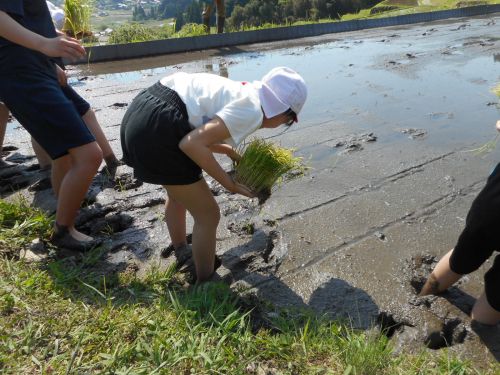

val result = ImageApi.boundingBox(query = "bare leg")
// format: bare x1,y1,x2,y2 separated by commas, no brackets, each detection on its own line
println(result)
81,109,119,166
0,104,9,163
164,179,220,282
54,141,102,241
51,154,71,198
164,193,187,248
471,292,500,326
419,249,462,296
31,137,52,170
202,3,212,33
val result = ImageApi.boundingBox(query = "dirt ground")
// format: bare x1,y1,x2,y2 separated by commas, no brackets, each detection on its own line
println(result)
2,13,500,366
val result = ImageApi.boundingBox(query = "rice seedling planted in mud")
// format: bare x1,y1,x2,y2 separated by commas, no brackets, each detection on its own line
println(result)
493,83,500,97
234,139,306,197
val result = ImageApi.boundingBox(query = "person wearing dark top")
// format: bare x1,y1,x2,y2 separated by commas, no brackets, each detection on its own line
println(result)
420,121,500,326
0,0,103,251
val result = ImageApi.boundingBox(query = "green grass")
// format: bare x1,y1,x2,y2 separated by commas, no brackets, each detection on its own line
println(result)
0,198,52,258
108,23,174,45
96,0,500,44
0,200,498,374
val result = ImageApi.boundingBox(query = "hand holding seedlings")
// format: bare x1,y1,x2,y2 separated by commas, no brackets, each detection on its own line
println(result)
234,139,306,201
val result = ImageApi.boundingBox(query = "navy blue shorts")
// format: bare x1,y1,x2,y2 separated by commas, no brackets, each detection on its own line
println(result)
0,69,94,160
450,163,500,312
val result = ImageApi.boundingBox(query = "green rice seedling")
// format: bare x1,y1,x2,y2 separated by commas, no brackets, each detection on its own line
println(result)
463,83,500,156
64,0,94,39
465,134,500,156
234,139,306,200
493,83,500,97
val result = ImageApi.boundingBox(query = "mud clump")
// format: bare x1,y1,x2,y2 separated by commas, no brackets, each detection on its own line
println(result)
401,128,427,139
88,213,134,235
114,173,143,191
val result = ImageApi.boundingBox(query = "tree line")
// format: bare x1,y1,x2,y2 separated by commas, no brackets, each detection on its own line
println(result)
133,0,383,30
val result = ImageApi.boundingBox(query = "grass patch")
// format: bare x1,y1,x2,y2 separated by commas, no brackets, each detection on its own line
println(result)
173,23,208,38
0,198,52,258
108,23,174,44
0,202,497,374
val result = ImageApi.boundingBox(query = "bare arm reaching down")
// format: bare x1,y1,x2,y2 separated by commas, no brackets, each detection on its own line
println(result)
179,116,253,198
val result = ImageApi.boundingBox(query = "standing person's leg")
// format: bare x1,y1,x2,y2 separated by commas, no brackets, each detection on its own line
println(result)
202,3,212,33
61,85,120,170
164,179,220,282
31,137,52,170
81,108,120,168
0,103,9,164
164,195,187,248
1,73,103,247
54,141,102,241
215,0,225,33
471,292,500,325
472,255,500,325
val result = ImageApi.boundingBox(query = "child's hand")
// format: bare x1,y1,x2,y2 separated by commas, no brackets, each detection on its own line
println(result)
229,179,255,198
496,120,500,133
40,36,85,61
55,65,67,86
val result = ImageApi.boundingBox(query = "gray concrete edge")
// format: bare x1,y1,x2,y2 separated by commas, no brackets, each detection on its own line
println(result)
74,4,500,64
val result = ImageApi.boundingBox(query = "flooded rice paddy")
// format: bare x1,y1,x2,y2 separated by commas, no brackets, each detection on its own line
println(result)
3,14,500,365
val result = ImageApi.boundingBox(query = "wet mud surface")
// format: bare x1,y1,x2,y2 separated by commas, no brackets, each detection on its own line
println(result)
3,14,500,366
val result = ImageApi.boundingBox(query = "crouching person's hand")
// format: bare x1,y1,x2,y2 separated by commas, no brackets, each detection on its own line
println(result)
496,120,500,132
227,178,255,198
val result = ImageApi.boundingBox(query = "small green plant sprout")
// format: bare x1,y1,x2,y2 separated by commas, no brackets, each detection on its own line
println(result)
493,83,500,98
63,0,94,39
464,83,500,157
234,139,306,201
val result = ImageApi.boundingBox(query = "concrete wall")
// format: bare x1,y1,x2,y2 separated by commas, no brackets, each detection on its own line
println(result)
75,4,500,64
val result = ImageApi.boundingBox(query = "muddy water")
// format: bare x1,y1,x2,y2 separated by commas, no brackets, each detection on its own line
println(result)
3,14,500,366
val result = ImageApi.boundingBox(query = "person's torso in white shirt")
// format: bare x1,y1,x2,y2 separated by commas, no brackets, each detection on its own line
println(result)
160,72,263,146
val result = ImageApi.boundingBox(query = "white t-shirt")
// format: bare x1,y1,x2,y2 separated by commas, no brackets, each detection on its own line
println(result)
160,72,263,147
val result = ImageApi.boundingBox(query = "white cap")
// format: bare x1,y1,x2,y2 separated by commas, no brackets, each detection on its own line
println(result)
256,67,307,121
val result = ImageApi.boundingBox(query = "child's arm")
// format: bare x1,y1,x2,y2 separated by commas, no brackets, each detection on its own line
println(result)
180,117,253,197
0,11,85,60
208,143,241,162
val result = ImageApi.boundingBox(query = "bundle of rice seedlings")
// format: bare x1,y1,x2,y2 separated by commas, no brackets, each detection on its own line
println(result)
234,139,306,201
64,0,94,39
